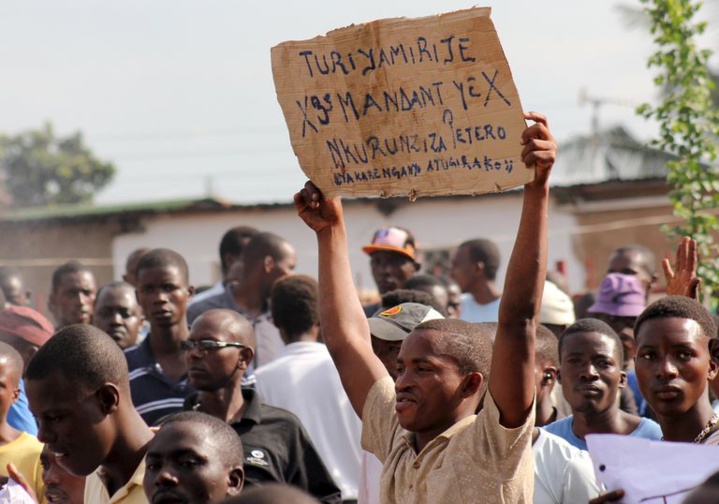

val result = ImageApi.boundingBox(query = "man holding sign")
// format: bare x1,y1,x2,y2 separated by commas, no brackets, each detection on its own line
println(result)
293,111,556,503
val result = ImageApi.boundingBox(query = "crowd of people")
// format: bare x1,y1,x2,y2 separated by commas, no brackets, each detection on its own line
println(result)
0,112,716,503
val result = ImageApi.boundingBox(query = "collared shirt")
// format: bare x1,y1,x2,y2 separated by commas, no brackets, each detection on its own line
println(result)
125,338,194,426
362,377,535,504
254,342,362,499
84,458,147,504
184,388,342,504
186,285,284,369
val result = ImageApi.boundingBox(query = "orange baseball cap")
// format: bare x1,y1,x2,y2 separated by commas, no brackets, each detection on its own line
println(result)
362,227,418,261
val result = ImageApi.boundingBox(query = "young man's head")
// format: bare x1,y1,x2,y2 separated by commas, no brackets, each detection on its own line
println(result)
394,319,493,438
48,261,97,328
557,319,626,417
404,275,450,317
0,266,29,308
0,342,23,421
135,248,194,331
0,305,54,368
633,296,719,419
450,238,500,294
185,310,255,392
368,302,444,380
240,232,296,298
219,226,259,279
362,227,420,295
25,324,133,477
92,281,144,350
270,275,319,344
123,248,151,287
607,244,657,297
588,273,646,364
40,444,86,504
534,325,559,426
438,276,462,319
144,411,244,503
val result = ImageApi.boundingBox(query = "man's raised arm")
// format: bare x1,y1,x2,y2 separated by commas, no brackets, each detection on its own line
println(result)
294,183,389,417
489,112,556,428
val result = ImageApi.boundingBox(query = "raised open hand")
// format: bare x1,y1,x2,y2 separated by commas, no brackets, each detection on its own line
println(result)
294,181,344,234
663,236,701,300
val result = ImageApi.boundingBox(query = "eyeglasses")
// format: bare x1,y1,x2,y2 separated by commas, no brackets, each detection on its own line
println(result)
180,340,247,352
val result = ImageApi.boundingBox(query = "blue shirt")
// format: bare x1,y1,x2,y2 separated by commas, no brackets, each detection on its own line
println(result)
543,414,663,451
125,337,194,426
7,380,37,436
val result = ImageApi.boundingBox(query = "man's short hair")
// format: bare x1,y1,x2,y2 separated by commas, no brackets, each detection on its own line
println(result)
635,296,717,342
0,341,24,382
159,411,244,467
381,289,443,314
459,239,501,281
559,318,624,367
51,261,93,293
135,248,190,283
25,324,129,394
242,232,291,268
612,244,657,276
270,275,318,341
219,484,320,504
536,324,559,368
414,318,493,380
125,248,150,274
219,227,258,274
404,275,444,291
96,281,134,301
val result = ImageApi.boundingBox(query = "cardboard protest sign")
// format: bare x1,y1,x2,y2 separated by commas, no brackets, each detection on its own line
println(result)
272,7,532,199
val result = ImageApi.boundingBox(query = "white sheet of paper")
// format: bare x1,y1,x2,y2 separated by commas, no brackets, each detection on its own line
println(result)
586,434,719,504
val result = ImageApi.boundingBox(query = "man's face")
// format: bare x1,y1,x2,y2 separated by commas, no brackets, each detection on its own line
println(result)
26,373,112,477
608,250,653,295
445,283,462,319
370,251,417,294
559,331,625,415
635,317,717,418
93,288,143,350
0,358,19,418
136,266,192,329
186,316,248,392
371,336,403,381
40,445,86,504
49,272,96,327
449,245,477,293
144,422,243,504
394,329,468,435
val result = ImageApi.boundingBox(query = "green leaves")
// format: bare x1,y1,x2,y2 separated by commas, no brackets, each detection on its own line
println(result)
639,0,719,307
0,123,115,208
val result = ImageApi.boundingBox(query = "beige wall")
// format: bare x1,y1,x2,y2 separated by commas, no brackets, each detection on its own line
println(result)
0,220,116,318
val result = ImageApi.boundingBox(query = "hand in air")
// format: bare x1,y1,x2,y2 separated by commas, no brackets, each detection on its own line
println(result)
521,112,557,186
294,181,344,234
663,236,701,300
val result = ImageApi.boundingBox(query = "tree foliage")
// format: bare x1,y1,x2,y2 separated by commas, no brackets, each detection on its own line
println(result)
0,123,115,208
637,0,719,304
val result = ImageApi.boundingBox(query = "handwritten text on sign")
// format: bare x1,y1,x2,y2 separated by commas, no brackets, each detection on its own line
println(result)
271,7,532,198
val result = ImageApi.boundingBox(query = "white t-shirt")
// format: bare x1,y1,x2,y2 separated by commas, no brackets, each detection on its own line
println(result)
459,293,501,323
254,342,362,500
533,429,600,504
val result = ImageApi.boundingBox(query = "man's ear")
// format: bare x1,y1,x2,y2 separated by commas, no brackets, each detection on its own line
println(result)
618,370,628,389
239,347,255,369
95,383,121,415
187,284,195,298
263,256,274,274
708,339,719,381
11,385,20,403
556,368,562,384
541,366,558,388
227,466,244,495
461,372,483,398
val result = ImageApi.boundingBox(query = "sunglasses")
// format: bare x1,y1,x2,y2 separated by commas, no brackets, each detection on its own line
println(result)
180,339,246,352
